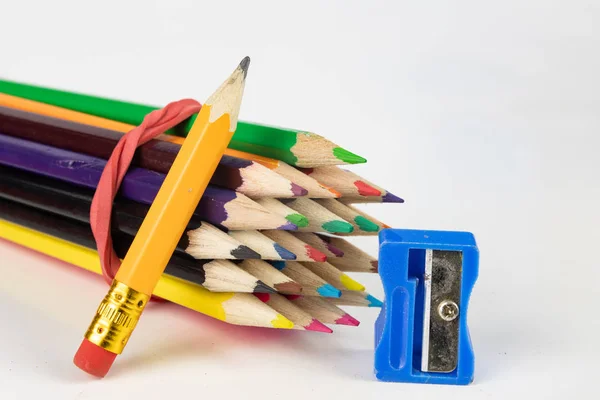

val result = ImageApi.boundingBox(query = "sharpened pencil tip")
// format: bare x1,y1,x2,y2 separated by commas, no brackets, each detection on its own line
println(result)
305,245,327,262
333,147,367,164
306,319,333,333
335,313,360,326
370,260,379,273
239,56,250,78
286,213,309,228
279,221,299,231
322,220,354,233
291,182,309,197
255,280,277,294
382,192,404,203
316,283,342,298
231,245,261,259
354,216,380,232
367,294,384,307
274,243,297,260
274,281,303,294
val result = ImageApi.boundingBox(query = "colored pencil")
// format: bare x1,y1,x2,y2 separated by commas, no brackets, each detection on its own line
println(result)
0,217,294,329
316,234,378,273
291,232,345,259
254,198,309,228
298,166,381,198
314,199,381,234
299,262,366,292
270,261,341,298
286,295,360,326
0,106,306,198
328,291,384,308
0,79,367,167
0,133,294,231
0,198,273,294
345,203,391,230
279,198,354,234
237,259,303,295
0,93,338,201
339,169,403,203
261,230,327,262
254,293,332,333
226,149,341,198
0,166,262,261
228,230,296,260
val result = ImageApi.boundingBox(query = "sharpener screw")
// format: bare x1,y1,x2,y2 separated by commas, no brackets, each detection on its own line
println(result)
438,300,459,321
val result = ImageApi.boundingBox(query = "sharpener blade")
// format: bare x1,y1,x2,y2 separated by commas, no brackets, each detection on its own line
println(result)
421,249,462,373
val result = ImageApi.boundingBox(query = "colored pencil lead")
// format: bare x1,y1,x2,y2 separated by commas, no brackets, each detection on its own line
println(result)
300,262,366,292
271,261,342,298
228,230,297,260
299,166,381,197
261,231,327,262
254,198,310,228
329,291,384,307
287,295,360,326
280,198,354,233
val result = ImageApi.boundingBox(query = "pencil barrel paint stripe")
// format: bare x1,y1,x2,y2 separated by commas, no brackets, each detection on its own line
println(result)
0,133,294,231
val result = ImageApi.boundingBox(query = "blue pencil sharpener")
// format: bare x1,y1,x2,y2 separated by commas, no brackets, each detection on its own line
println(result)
374,229,479,385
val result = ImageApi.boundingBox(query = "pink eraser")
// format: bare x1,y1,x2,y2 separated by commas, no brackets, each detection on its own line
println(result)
73,338,117,378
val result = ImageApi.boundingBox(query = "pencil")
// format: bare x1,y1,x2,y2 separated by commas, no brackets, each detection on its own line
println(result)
328,291,384,308
0,198,274,294
315,234,378,273
71,57,253,377
344,203,391,230
290,232,345,258
0,166,262,261
237,259,303,295
339,169,404,203
0,218,294,329
254,198,309,228
298,166,381,198
286,295,360,326
0,106,306,198
0,79,367,167
0,133,295,231
313,199,381,234
254,293,332,333
270,261,341,298
228,230,297,260
299,262,366,292
279,198,355,234
261,230,327,262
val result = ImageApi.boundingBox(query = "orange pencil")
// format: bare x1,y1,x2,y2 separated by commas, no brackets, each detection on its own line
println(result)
72,57,250,378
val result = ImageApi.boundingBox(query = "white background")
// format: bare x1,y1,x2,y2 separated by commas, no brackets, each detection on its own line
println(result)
0,1,598,398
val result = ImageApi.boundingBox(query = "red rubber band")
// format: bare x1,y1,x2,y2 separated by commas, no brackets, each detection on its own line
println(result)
89,99,202,298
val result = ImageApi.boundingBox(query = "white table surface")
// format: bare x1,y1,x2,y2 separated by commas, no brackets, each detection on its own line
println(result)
1,1,598,398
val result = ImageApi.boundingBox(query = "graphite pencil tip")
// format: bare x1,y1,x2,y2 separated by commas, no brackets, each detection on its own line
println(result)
332,147,367,164
239,56,251,78
231,245,261,259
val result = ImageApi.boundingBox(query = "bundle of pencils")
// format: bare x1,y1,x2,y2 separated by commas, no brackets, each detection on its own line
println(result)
0,74,402,333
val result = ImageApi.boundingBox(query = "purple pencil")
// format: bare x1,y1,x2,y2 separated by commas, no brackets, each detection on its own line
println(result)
0,133,296,231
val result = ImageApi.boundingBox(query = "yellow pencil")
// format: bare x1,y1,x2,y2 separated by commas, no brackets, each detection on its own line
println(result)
73,57,251,378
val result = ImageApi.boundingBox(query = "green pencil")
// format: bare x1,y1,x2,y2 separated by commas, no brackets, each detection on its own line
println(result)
0,79,366,168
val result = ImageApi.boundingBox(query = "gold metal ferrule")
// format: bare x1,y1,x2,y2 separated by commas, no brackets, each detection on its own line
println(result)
84,280,150,354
